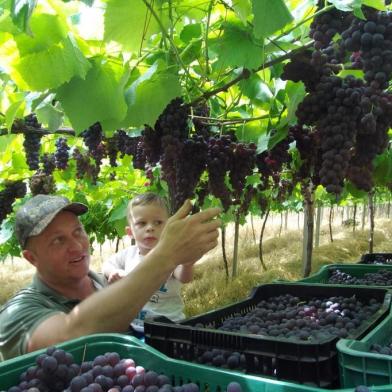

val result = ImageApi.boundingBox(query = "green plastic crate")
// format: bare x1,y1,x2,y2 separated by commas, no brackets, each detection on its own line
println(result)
0,333,336,392
298,264,392,286
338,312,392,388
1,334,392,391
145,283,391,388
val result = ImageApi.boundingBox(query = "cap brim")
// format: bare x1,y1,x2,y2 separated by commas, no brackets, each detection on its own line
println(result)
63,202,88,216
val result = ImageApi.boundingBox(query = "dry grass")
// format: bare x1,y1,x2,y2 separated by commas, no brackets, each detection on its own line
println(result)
182,217,392,317
2,214,392,320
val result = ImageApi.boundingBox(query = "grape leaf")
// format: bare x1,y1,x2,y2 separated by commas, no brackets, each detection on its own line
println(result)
252,0,293,39
285,81,306,125
209,21,264,70
11,36,91,91
14,12,67,55
232,0,252,24
122,61,181,127
36,104,64,132
10,0,36,34
239,73,273,103
56,57,128,133
104,0,164,52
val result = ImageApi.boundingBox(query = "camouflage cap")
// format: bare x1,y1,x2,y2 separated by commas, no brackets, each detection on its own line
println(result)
15,194,88,248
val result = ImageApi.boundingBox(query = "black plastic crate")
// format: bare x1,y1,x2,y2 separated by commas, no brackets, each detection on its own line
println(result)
359,253,392,264
144,283,391,389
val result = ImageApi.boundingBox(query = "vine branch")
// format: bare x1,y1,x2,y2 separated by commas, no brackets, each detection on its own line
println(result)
189,41,314,106
142,0,203,93
0,126,75,137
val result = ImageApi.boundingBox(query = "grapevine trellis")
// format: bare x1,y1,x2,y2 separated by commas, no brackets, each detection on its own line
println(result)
1,0,392,276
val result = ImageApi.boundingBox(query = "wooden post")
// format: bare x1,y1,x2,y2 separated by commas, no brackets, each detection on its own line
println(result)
258,209,269,271
302,184,315,277
279,212,283,237
221,225,229,282
329,206,334,243
250,214,256,243
232,210,240,278
361,202,367,231
368,191,375,254
315,205,322,248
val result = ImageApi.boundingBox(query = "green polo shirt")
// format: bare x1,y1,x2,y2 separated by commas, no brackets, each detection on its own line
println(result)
0,271,106,361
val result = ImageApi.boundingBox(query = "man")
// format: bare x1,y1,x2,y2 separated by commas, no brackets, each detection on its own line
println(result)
0,194,221,361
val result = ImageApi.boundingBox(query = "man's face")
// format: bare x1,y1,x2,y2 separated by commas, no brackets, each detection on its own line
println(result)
128,203,169,256
23,211,90,285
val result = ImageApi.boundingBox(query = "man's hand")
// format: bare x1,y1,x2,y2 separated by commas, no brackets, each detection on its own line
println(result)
153,200,221,267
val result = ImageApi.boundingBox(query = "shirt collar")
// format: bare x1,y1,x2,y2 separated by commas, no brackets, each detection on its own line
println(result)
31,271,105,305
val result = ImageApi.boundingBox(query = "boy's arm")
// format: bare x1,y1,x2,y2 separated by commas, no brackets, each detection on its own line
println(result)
173,263,195,283
102,249,126,278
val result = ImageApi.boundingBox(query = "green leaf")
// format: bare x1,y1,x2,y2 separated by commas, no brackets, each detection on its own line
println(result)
172,0,210,21
285,81,305,125
109,198,129,222
374,151,392,186
246,174,260,185
36,104,64,131
104,0,163,52
338,69,364,79
327,0,358,11
10,0,36,34
56,57,128,133
5,98,24,130
268,127,288,149
362,0,386,10
235,120,268,143
252,0,293,39
0,135,16,154
232,0,252,24
345,181,367,199
12,149,28,170
239,73,273,103
180,39,202,64
122,62,181,127
180,23,202,43
353,7,366,20
113,218,127,237
11,35,91,91
14,12,67,55
209,21,264,70
257,132,269,154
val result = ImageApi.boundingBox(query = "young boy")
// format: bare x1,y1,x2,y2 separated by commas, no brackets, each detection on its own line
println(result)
102,192,194,333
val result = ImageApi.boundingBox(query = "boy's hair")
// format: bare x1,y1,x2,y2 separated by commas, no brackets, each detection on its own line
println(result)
127,192,169,223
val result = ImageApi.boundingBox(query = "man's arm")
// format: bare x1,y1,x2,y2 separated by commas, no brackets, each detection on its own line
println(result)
27,200,221,353
173,263,195,283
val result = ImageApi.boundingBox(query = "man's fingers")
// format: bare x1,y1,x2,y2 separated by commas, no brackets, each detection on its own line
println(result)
171,199,192,221
191,207,222,223
204,238,219,252
202,219,222,233
203,229,220,242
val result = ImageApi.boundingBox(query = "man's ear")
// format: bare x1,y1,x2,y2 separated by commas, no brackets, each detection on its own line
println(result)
125,226,133,238
22,249,37,267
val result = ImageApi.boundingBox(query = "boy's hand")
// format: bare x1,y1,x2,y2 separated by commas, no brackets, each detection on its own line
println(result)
154,200,221,267
108,270,127,284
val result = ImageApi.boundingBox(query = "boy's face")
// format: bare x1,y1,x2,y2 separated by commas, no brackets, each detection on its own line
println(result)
128,203,169,255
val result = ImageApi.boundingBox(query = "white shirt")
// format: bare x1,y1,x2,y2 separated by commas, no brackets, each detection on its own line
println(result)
102,246,185,331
